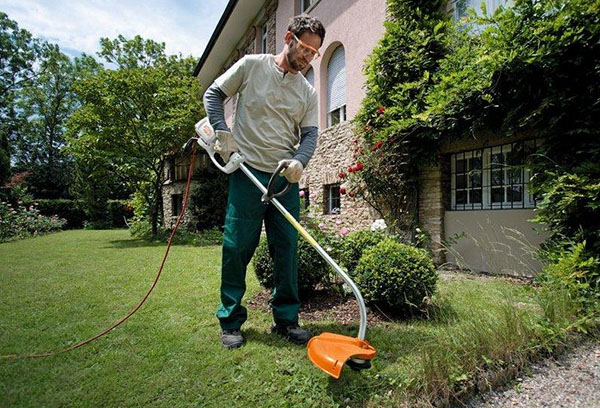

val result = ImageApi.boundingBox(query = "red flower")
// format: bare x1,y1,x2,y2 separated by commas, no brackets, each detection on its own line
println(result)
377,106,386,115
340,187,346,195
338,171,346,179
371,141,383,151
355,162,364,171
347,166,354,173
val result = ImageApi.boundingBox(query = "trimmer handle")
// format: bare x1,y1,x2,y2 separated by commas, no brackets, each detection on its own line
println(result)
261,161,292,204
193,118,244,174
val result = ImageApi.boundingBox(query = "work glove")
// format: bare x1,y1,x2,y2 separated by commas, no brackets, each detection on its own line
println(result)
214,130,238,162
278,159,304,183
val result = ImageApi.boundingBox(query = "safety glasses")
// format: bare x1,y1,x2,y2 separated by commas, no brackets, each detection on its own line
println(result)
292,33,320,61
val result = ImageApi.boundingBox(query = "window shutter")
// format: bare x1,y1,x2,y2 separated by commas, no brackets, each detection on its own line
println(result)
304,67,314,87
327,46,346,113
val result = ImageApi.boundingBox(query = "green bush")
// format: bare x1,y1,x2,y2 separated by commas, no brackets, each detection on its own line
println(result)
537,241,600,315
128,219,223,246
253,235,330,299
354,238,438,316
340,229,387,274
36,199,87,229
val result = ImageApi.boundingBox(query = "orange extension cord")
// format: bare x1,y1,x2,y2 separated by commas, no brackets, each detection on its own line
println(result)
2,141,199,360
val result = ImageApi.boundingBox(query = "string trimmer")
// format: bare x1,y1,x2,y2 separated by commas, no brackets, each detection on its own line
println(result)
194,118,376,379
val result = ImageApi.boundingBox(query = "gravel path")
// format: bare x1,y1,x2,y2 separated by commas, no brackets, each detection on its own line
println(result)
465,341,600,408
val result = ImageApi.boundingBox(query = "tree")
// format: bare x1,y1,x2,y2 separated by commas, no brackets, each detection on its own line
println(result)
67,35,204,234
0,12,43,183
11,46,101,198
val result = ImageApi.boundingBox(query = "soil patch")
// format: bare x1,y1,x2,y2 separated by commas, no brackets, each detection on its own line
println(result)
247,288,391,325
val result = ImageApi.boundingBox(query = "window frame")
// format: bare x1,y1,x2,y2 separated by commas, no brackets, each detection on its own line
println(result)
300,0,318,13
171,194,183,217
323,183,341,215
261,22,268,53
326,45,346,128
450,140,538,211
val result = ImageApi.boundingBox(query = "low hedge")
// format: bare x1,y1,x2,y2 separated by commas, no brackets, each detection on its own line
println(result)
354,238,438,317
340,229,387,274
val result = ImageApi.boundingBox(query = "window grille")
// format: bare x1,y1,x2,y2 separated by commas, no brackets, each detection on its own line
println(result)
450,140,538,210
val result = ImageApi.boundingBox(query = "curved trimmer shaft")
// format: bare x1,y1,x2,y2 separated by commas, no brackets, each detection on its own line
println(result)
194,117,376,378
240,163,368,340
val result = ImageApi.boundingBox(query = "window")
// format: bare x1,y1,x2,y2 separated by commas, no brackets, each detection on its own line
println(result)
450,140,539,210
452,0,513,22
327,46,346,127
261,22,268,53
171,194,183,217
323,184,340,215
300,0,317,13
171,154,209,182
304,67,314,87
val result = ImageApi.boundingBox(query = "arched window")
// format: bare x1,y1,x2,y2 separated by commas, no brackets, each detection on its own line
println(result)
327,45,346,127
304,67,314,87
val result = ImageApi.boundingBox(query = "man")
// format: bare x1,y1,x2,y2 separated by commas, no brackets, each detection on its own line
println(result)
203,15,326,349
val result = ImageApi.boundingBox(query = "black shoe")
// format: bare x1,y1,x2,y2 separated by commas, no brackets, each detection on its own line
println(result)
220,329,245,349
271,323,312,345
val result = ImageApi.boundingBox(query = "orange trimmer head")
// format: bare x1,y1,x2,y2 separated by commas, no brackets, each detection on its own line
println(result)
307,332,377,379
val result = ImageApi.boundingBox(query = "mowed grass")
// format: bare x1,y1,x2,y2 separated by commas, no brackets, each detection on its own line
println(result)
0,230,543,407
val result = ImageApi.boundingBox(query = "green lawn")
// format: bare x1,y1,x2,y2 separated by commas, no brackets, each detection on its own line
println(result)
0,230,543,407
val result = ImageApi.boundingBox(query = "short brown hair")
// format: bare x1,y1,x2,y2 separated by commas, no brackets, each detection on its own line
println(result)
288,14,326,44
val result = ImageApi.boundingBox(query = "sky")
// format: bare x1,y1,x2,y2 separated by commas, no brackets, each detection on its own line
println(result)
0,0,229,60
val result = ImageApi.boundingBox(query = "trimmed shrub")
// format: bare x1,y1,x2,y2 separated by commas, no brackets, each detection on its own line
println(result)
354,238,438,316
341,229,386,274
253,235,330,299
36,199,87,229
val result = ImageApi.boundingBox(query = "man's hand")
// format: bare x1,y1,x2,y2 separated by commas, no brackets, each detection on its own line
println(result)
278,159,304,183
215,130,238,162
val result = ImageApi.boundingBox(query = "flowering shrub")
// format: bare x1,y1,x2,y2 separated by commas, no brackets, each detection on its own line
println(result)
0,200,67,242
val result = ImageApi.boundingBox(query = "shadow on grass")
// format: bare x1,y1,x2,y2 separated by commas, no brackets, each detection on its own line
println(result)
104,239,163,249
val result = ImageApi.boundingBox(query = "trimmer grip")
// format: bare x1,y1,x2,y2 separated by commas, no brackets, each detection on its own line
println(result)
262,161,292,203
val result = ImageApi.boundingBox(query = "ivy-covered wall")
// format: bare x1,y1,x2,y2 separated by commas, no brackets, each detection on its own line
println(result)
348,0,600,269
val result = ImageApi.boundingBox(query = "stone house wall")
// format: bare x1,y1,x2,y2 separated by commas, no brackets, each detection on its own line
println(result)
301,121,378,234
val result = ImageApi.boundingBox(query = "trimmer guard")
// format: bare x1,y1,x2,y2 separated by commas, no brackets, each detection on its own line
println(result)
307,333,377,379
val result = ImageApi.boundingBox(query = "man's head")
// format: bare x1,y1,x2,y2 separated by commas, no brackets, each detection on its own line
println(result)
284,14,326,73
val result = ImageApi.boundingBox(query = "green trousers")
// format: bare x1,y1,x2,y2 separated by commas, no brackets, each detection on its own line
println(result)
217,166,300,330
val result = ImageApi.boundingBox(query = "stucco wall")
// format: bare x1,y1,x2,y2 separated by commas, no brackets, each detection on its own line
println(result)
445,209,547,277
277,0,388,128
418,131,549,275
